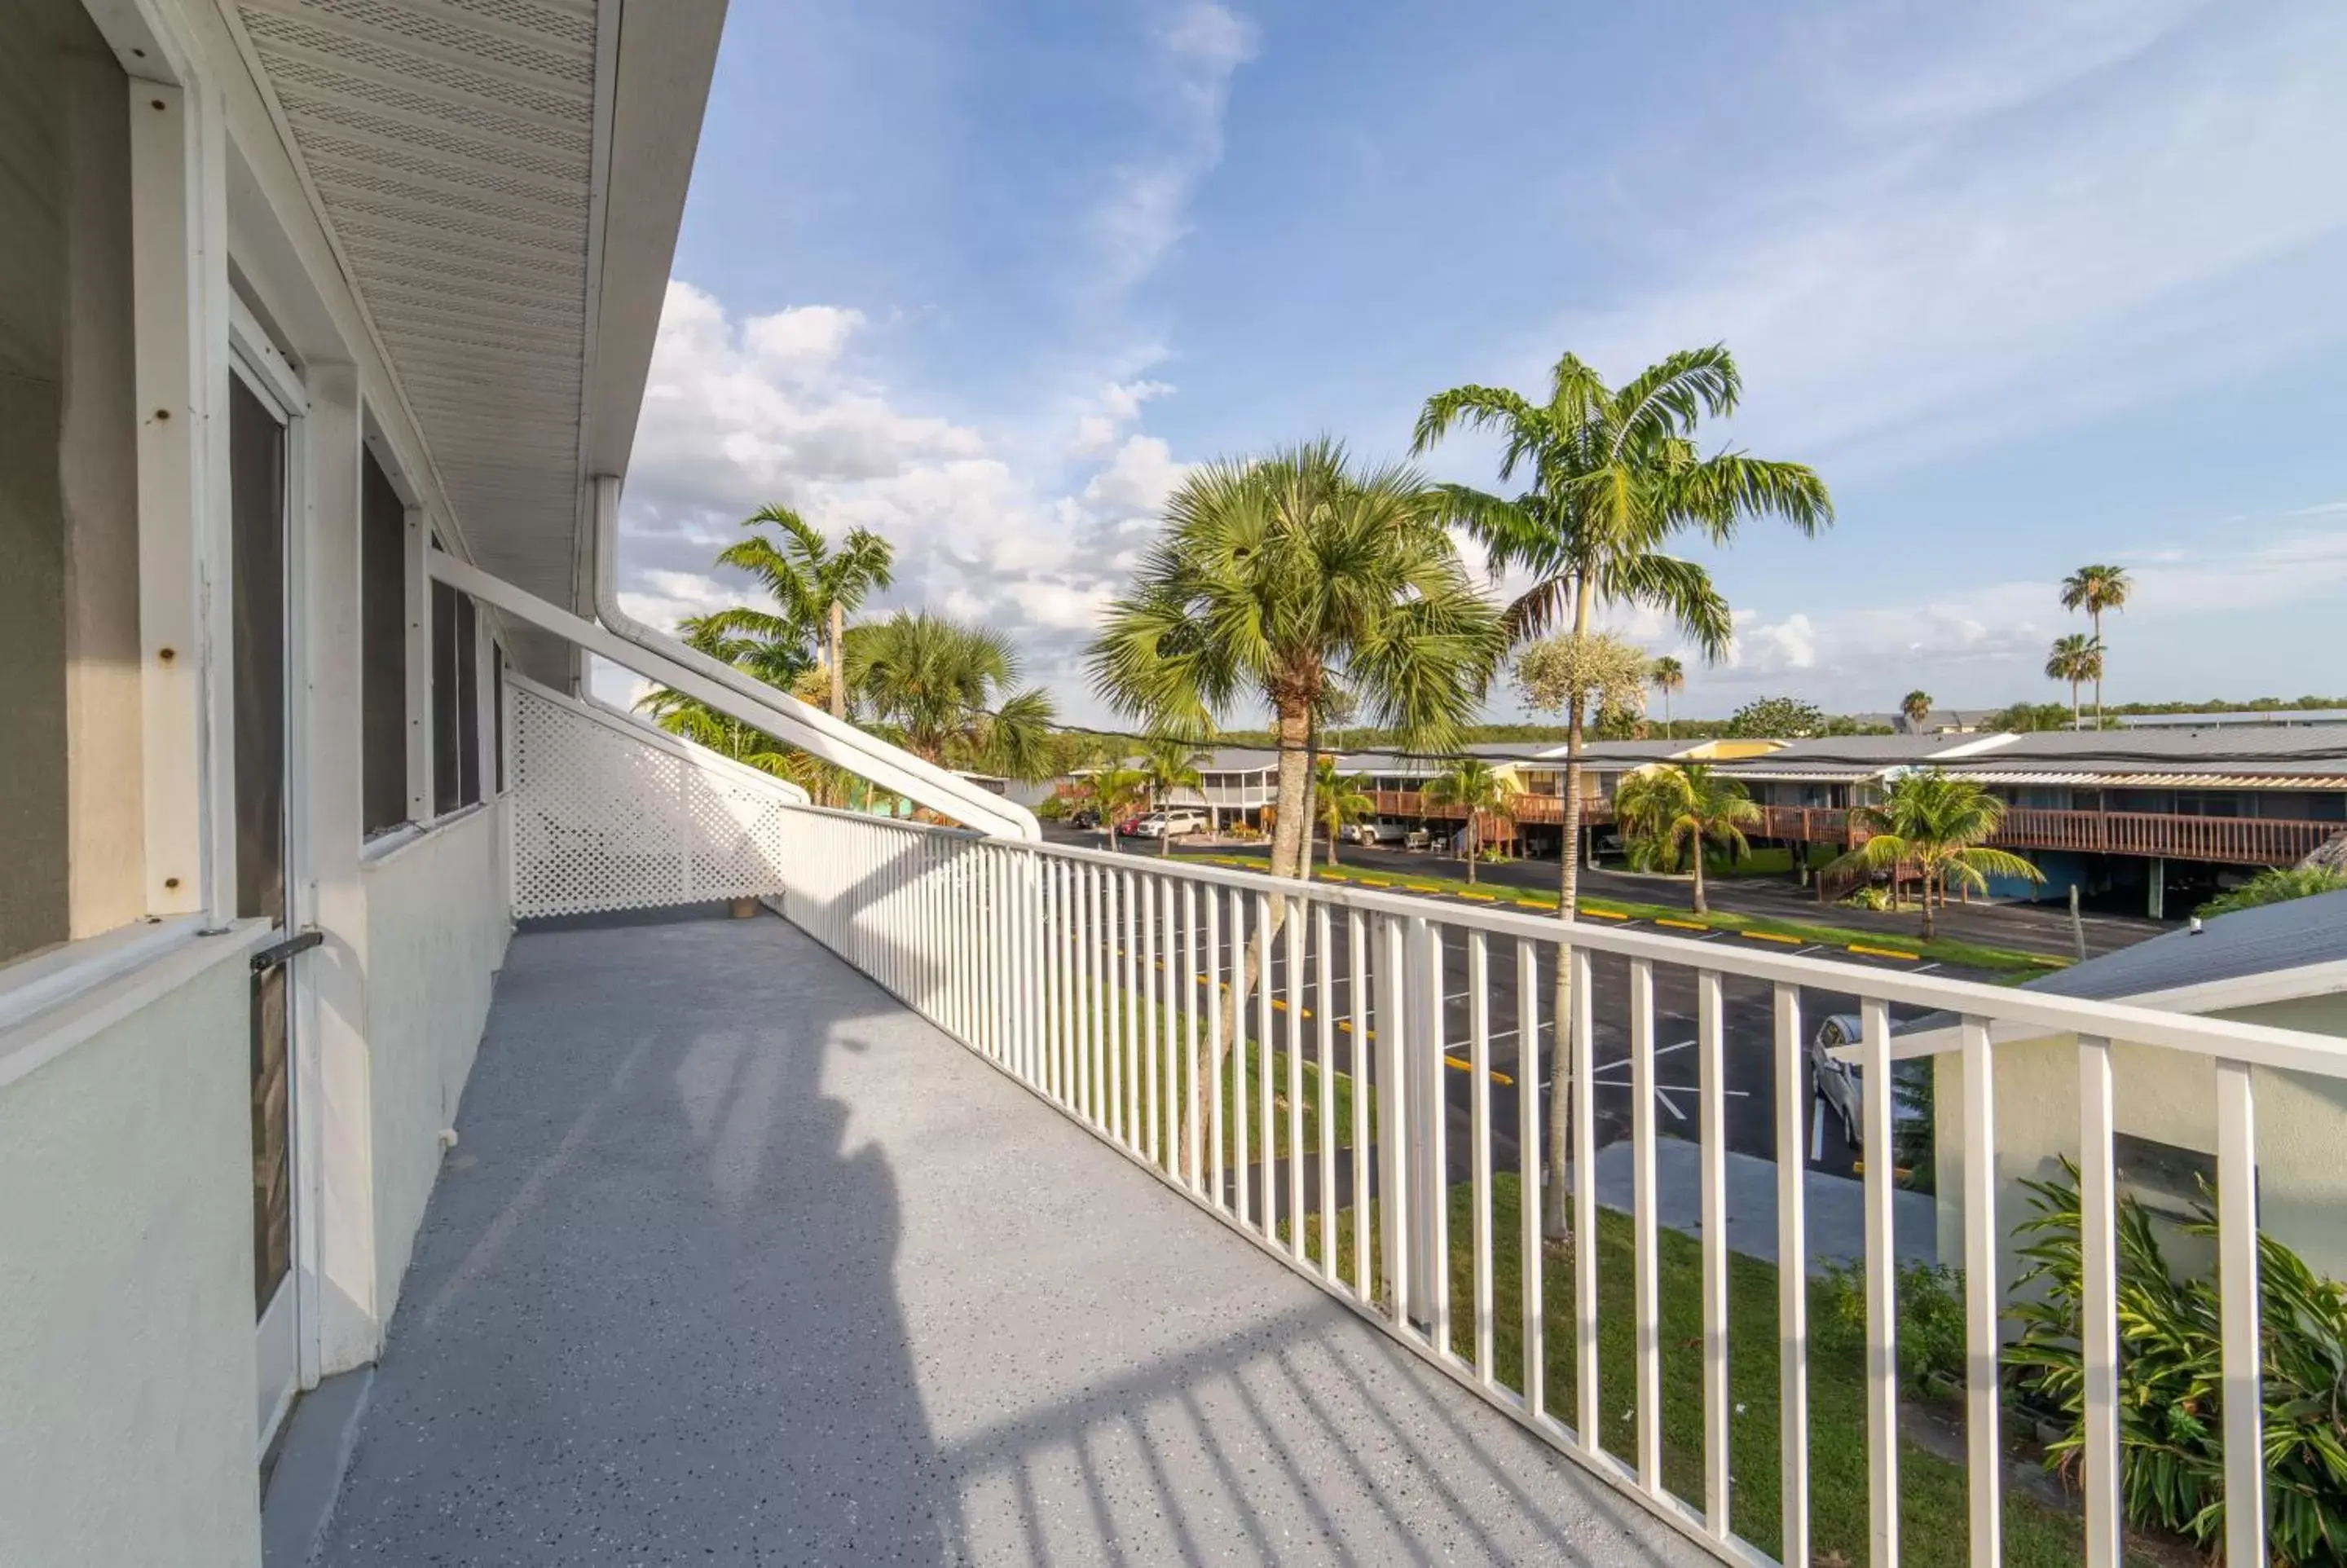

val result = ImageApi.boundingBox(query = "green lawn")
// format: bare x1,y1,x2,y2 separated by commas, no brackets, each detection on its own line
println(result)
1265,857,2067,977
1282,1175,2134,1568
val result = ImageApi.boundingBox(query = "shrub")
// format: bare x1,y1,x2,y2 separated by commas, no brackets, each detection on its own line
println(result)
1819,1259,1966,1394
2006,1161,2347,1565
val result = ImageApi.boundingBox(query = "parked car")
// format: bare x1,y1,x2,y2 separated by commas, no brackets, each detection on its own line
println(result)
1128,808,1207,840
1344,819,1407,846
1809,1014,1928,1147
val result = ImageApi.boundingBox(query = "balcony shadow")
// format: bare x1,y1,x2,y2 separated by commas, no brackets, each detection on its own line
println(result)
318,870,1701,1565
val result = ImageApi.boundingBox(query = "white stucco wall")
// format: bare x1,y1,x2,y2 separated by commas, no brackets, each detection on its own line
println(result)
0,953,261,1568
1935,993,2347,1287
363,804,511,1322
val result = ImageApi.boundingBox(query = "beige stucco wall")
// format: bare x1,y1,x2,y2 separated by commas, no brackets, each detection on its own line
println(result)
0,954,262,1568
363,804,510,1321
1935,993,2347,1288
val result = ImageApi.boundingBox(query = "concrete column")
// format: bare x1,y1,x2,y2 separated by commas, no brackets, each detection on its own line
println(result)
2147,857,2165,921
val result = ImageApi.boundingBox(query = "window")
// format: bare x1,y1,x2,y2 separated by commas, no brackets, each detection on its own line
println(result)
0,0,140,965
360,451,408,835
430,573,481,817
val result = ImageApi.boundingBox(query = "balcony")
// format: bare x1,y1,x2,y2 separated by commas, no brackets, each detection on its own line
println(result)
297,688,2344,1568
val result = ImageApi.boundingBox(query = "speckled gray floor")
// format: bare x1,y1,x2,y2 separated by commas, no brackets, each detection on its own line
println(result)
317,911,1711,1566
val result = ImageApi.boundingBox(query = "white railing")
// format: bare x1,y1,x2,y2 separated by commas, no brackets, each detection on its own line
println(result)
772,804,2342,1568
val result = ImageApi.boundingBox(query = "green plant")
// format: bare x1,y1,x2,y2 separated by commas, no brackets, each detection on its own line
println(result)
1650,654,1684,738
1612,762,1758,914
1901,689,1934,730
1819,1259,1966,1395
711,504,895,719
1826,768,2044,938
1310,759,1374,869
2059,565,2131,729
1422,757,1513,883
1725,695,1828,738
2006,1161,2347,1565
846,611,1057,777
2198,865,2347,918
2043,634,2102,733
1841,885,1894,911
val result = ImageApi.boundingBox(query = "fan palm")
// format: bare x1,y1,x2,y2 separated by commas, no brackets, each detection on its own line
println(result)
2059,566,2129,729
1901,689,1934,732
2045,635,2103,731
711,504,895,718
1311,759,1375,870
1422,757,1513,883
846,611,1056,781
1649,656,1684,738
1140,738,1210,857
1414,345,1830,1236
1611,763,1758,915
636,614,830,793
1827,769,2044,938
1081,764,1154,853
1089,438,1503,1059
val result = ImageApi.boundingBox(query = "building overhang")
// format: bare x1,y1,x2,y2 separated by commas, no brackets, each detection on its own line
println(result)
223,0,726,680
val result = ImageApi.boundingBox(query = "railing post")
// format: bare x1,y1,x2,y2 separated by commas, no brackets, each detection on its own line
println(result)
1375,913,1411,1327
1960,1016,2001,1568
2215,1059,2266,1568
2078,1035,2121,1568
1406,914,1446,1341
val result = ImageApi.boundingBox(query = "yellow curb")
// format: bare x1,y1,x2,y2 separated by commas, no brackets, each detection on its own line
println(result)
1576,908,1629,921
1456,892,1498,901
1441,1055,1515,1086
1739,930,1803,945
1357,879,1389,888
1847,943,1920,961
1654,918,1710,932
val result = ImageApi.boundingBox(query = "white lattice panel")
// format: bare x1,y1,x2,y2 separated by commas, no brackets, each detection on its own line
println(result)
509,677,808,918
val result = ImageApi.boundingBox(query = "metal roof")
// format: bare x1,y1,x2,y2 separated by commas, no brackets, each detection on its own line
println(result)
1955,770,2347,790
2023,889,2347,1003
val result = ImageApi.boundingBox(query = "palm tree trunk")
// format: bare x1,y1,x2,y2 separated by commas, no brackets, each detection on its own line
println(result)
1466,821,1478,883
829,600,846,719
1546,573,1596,1240
2089,609,2103,729
1922,870,1938,939
1692,845,1706,915
1217,699,1311,1093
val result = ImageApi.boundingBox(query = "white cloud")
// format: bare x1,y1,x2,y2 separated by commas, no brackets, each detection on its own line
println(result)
1541,5,2347,476
1081,434,1187,521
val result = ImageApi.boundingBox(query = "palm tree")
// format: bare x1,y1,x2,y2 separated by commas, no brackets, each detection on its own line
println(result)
713,504,895,719
1090,438,1503,1059
1900,689,1934,733
1422,757,1513,883
2059,565,2130,729
1611,763,1758,915
1140,738,1209,857
1826,769,2044,939
1089,438,1500,883
1414,345,1830,1238
846,611,1056,780
1310,760,1374,870
1083,764,1154,852
1649,656,1684,738
637,614,835,794
2045,635,2103,731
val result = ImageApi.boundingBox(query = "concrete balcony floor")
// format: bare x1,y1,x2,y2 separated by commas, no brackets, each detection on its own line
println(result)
316,909,1706,1566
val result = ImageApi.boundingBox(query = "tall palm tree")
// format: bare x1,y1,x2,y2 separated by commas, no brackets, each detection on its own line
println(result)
1090,438,1503,1057
1649,656,1684,738
1422,757,1513,884
2059,565,2130,729
1827,769,2043,938
713,504,896,719
1900,689,1934,733
846,611,1056,780
1310,760,1374,870
2045,635,2103,731
1140,737,1210,857
1414,345,1830,1238
1612,763,1758,915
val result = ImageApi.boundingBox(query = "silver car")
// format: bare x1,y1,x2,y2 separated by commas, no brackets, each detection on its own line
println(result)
1809,1014,1926,1147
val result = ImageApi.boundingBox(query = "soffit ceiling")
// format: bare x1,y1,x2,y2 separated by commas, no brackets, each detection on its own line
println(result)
234,0,599,673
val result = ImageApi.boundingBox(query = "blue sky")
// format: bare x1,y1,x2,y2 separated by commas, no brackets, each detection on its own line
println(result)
613,0,2347,725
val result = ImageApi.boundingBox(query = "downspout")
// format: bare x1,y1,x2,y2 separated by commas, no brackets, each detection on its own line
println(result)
582,474,1040,841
